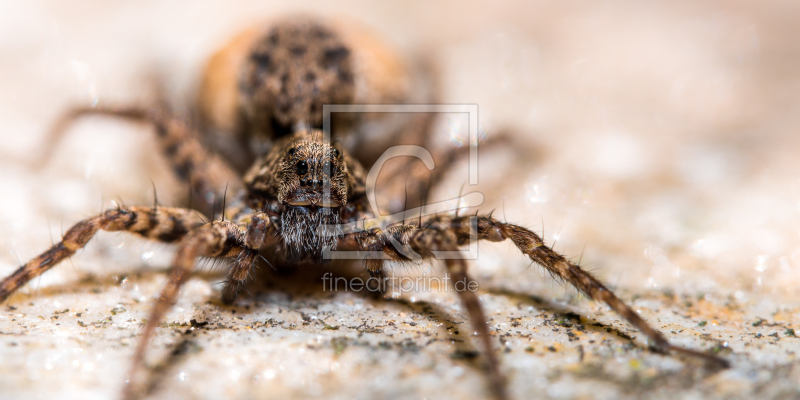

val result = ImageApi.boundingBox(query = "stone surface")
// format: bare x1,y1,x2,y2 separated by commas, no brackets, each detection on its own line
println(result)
1,1,799,400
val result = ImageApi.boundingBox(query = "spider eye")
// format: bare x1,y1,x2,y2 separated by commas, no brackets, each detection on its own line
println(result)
332,148,340,158
322,161,333,177
287,147,296,157
296,160,308,175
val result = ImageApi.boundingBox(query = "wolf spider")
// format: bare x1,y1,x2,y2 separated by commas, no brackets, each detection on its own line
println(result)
1,16,727,400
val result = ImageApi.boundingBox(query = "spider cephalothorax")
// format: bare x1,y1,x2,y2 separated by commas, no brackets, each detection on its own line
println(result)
244,130,356,261
243,130,357,204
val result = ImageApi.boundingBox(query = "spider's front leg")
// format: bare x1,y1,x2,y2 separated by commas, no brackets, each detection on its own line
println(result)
445,216,728,365
123,212,277,399
122,219,244,399
221,212,276,304
0,206,205,303
372,215,730,367
342,223,508,400
343,213,730,399
493,218,731,367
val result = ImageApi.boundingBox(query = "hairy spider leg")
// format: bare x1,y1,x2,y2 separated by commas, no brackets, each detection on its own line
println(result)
0,206,206,303
123,212,280,399
341,213,730,399
0,203,280,399
445,256,507,400
221,212,276,304
375,126,518,219
122,219,243,399
342,220,508,400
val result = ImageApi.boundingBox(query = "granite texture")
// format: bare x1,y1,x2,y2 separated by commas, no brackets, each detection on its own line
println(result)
1,1,799,399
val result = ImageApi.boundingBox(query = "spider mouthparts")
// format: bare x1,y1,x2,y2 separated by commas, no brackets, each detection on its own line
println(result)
319,200,342,208
288,199,341,208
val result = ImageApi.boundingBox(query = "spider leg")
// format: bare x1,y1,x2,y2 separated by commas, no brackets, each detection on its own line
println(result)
492,219,729,367
339,224,508,400
123,219,245,400
445,256,507,400
36,106,242,216
0,206,205,303
357,232,389,296
376,131,514,215
360,215,729,367
339,212,729,398
221,212,277,304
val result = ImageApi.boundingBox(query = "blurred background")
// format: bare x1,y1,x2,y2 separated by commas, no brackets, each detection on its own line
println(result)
0,1,799,399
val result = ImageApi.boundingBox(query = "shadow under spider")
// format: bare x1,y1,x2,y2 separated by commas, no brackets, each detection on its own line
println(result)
390,296,490,366
2,267,225,303
483,286,639,340
143,260,495,397
484,286,728,369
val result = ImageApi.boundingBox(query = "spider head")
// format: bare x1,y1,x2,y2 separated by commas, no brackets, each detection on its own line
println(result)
276,135,348,209
244,131,349,261
244,129,351,212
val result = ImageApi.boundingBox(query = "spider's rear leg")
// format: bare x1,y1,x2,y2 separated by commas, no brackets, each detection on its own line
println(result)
36,107,242,216
376,131,516,215
0,206,205,303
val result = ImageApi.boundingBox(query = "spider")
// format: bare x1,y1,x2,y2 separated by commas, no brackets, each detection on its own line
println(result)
0,16,728,400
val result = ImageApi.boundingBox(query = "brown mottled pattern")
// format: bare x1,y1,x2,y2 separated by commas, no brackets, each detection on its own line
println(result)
0,206,205,303
239,17,356,135
197,16,425,174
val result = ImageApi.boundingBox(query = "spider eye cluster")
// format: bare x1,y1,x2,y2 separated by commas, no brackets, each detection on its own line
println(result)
296,160,308,175
285,144,341,188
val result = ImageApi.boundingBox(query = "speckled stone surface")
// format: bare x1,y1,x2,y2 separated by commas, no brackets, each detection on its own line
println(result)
1,1,799,400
